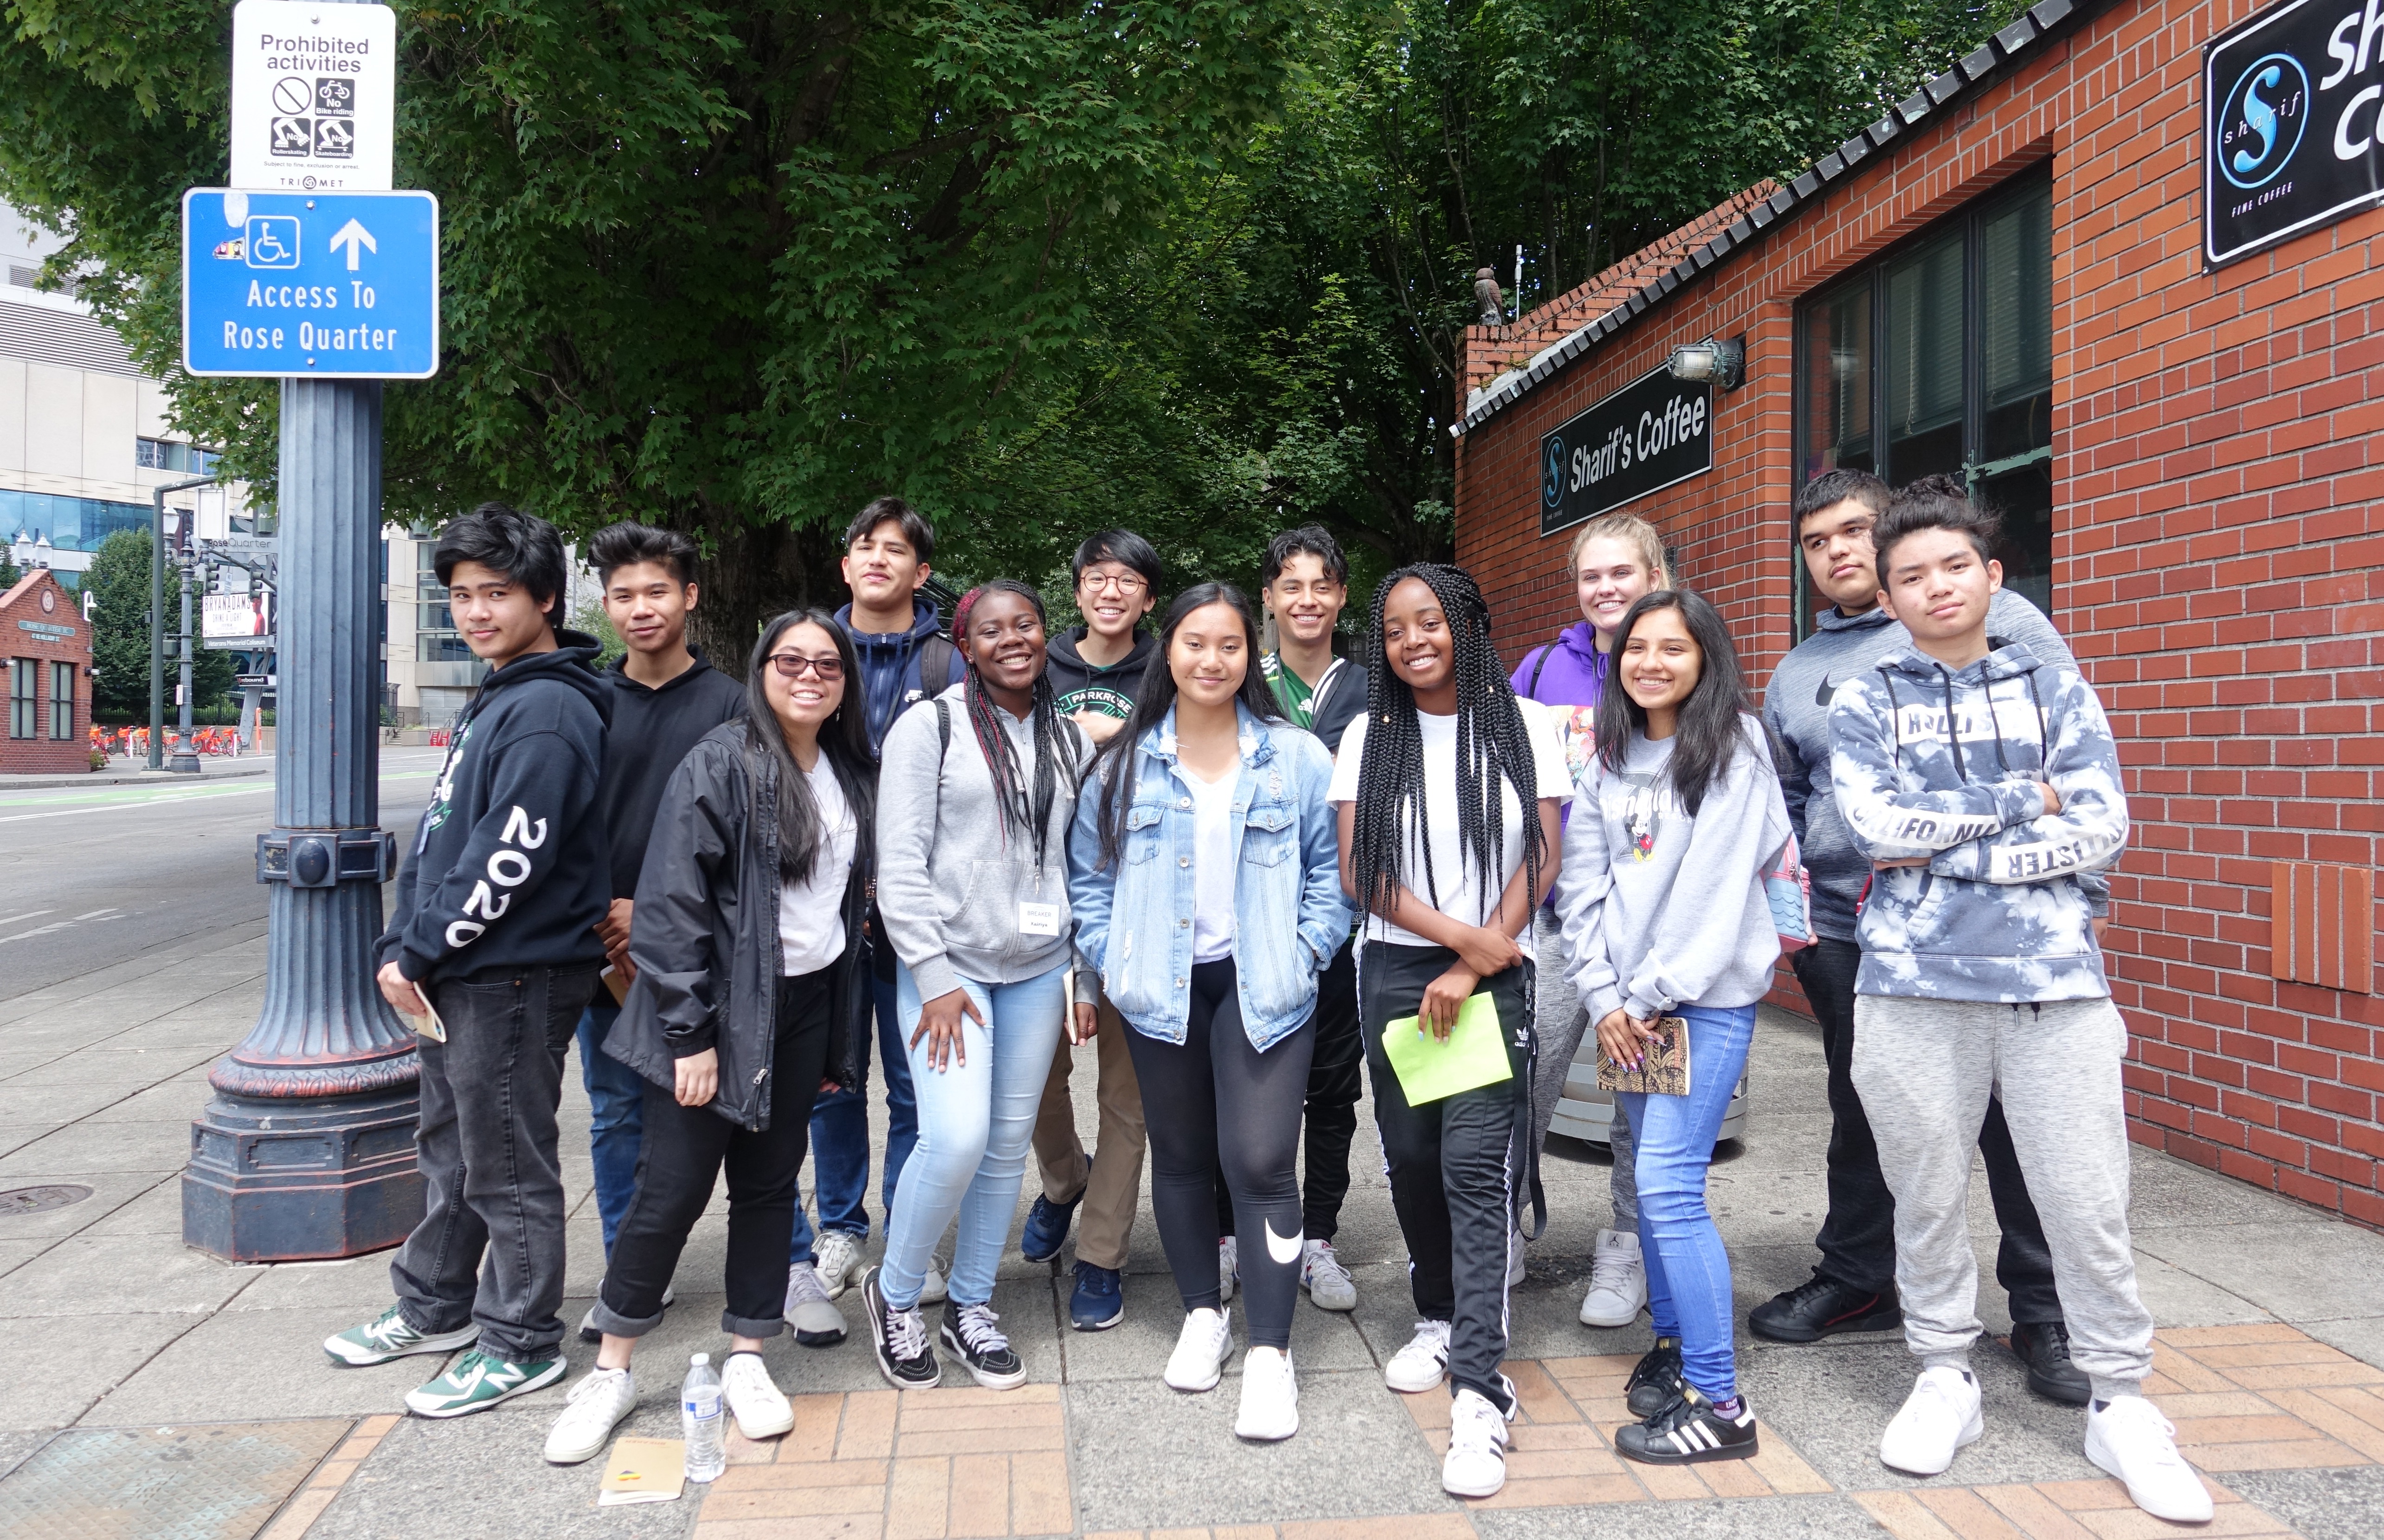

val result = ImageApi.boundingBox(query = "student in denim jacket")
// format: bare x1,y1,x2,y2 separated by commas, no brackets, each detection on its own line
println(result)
1066,582,1348,1443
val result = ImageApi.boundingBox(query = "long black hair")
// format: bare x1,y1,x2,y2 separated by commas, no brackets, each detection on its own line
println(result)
1092,582,1282,870
1348,562,1546,922
745,609,876,883
955,578,1077,865
1592,589,1755,816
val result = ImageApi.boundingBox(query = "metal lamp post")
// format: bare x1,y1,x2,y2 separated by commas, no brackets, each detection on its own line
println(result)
183,379,421,1260
149,475,215,772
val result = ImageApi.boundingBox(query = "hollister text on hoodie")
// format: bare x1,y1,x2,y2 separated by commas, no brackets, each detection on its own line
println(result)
378,632,612,983
1827,641,2126,1004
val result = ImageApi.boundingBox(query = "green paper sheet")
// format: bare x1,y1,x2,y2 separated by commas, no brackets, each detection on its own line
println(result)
1381,991,1513,1104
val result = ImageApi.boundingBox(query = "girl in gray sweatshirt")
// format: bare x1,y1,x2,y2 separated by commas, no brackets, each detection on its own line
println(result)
1552,590,1790,1469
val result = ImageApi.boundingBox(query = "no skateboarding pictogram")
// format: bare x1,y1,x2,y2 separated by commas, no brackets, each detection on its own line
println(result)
267,73,355,161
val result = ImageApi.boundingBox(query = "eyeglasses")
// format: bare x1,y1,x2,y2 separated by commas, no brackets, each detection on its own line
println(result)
1080,570,1148,596
768,653,844,680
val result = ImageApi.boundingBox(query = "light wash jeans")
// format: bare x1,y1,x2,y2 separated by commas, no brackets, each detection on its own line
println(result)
1620,1001,1757,1402
879,960,1070,1311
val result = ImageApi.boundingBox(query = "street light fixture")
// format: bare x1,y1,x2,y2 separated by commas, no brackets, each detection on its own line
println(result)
1666,335,1748,391
150,475,218,773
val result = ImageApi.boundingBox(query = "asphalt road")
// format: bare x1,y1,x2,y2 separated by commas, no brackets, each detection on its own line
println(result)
0,747,446,995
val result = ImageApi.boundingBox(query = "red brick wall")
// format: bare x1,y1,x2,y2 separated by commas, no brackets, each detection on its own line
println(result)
1455,0,2384,1224
0,571,96,774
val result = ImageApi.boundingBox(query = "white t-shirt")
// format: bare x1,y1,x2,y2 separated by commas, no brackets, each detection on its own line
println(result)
1326,699,1571,948
1185,766,1238,963
779,758,857,975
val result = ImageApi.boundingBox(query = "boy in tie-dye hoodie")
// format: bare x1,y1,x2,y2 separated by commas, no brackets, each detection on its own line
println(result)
1827,482,2210,1525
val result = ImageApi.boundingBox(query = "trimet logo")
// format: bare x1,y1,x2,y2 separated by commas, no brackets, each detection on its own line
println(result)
1542,436,1566,508
2218,52,2309,191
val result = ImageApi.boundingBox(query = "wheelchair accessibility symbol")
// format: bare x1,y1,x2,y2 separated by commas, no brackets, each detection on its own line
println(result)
243,217,300,270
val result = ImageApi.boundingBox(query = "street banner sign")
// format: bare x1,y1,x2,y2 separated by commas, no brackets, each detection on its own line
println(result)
181,189,438,379
227,0,396,192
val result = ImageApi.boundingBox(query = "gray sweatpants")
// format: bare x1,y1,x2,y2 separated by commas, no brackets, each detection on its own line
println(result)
1530,909,1636,1230
1850,994,2153,1397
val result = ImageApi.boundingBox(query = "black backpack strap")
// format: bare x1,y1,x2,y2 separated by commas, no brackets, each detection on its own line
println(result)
1524,642,1555,701
934,697,951,759
919,635,958,699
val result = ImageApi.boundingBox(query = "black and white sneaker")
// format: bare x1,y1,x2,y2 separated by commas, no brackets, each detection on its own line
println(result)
863,1267,940,1390
1624,1336,1686,1417
1615,1384,1759,1465
940,1300,1027,1390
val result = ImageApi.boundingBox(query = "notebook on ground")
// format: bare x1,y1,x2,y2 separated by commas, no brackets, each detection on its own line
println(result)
596,1437,685,1506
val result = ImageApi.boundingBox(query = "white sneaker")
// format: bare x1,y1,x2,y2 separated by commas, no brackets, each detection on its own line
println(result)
1385,1320,1452,1393
1443,1388,1509,1498
543,1366,637,1465
813,1230,866,1300
921,1250,951,1307
721,1350,795,1439
1579,1228,1648,1327
1164,1306,1235,1392
784,1263,848,1347
1234,1347,1299,1440
1880,1365,1984,1476
2085,1395,2213,1523
1219,1236,1238,1303
1300,1238,1357,1311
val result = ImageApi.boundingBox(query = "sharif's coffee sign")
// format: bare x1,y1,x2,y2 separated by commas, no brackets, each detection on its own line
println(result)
1538,366,1713,536
2204,0,2384,266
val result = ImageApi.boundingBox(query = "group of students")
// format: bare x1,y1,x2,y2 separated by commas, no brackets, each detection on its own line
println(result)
317,476,2211,1523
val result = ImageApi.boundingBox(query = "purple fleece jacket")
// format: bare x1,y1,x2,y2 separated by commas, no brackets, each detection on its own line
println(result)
1512,621,1610,707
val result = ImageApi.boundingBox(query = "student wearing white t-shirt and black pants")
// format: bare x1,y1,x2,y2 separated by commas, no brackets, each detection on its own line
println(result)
1329,564,1569,1500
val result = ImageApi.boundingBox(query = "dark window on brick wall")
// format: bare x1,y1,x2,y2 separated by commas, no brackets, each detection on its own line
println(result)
1794,170,2054,633
7,658,33,739
49,660,73,740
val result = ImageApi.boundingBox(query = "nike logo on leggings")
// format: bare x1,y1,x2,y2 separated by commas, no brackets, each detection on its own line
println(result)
1264,1219,1303,1265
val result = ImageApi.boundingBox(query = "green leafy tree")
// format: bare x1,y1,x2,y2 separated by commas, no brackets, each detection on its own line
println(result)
83,529,231,719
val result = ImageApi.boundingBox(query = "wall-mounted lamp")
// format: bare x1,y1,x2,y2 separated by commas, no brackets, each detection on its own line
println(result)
1666,335,1746,391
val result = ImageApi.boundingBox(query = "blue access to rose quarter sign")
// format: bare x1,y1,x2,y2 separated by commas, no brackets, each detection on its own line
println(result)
181,188,438,379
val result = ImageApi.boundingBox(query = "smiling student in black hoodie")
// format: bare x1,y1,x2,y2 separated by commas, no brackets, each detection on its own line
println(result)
325,504,612,1420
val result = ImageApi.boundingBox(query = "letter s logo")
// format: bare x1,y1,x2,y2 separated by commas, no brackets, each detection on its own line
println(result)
2219,53,2309,190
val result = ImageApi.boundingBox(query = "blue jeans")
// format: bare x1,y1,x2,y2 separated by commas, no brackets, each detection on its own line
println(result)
790,972,918,1262
879,961,1068,1311
574,1001,646,1258
1620,1002,1758,1403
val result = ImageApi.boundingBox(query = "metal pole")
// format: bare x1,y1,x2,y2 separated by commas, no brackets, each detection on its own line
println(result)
185,379,419,1261
148,475,213,772
170,559,200,773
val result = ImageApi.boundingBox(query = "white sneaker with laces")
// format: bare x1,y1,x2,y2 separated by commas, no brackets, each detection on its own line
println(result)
2085,1395,2213,1523
1385,1320,1452,1393
784,1262,848,1347
1300,1238,1357,1311
813,1230,866,1300
543,1366,637,1465
1219,1236,1238,1303
1880,1365,1984,1475
721,1350,796,1439
1579,1228,1649,1327
921,1250,951,1307
1442,1387,1509,1497
1234,1347,1299,1440
1164,1306,1235,1392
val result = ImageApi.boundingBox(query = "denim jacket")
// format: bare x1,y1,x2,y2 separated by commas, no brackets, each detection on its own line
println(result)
1066,703,1350,1049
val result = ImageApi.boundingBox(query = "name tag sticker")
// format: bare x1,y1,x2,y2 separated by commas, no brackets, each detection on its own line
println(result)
1018,902,1061,937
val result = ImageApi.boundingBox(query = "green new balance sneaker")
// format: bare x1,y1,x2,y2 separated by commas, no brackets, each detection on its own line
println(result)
404,1348,568,1418
323,1305,479,1367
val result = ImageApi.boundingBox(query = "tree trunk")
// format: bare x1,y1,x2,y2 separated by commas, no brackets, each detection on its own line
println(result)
683,516,841,679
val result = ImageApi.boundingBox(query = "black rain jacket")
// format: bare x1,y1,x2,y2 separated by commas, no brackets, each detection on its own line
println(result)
605,722,872,1131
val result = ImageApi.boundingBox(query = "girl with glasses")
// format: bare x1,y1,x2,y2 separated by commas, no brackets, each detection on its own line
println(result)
544,609,876,1464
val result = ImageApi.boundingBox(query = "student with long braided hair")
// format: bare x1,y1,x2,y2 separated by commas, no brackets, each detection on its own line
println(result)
1327,563,1570,1499
863,580,1092,1392
1065,582,1348,1441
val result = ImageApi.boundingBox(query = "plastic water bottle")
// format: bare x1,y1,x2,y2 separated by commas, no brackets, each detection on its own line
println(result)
681,1352,725,1483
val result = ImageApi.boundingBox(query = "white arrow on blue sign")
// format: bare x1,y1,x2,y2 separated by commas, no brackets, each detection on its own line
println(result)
181,188,438,379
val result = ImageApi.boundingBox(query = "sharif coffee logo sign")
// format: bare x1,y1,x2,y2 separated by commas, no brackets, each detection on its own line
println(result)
1538,366,1714,537
2204,0,2384,266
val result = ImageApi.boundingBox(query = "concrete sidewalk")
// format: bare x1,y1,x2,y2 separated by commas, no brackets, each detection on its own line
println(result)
2,932,2380,1539
0,753,276,790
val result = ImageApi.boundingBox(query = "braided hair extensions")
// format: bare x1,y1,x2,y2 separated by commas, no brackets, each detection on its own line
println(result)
1349,562,1546,926
955,579,1076,865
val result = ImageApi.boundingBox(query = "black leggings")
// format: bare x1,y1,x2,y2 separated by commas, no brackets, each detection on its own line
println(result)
593,972,832,1340
1124,958,1314,1350
1213,937,1361,1241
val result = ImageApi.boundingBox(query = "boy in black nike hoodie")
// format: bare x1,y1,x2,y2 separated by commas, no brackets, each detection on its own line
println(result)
324,504,612,1420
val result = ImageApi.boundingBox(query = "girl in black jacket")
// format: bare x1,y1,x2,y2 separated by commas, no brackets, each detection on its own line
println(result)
543,609,876,1465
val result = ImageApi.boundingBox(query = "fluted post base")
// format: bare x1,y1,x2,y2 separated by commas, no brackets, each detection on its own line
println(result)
183,378,423,1262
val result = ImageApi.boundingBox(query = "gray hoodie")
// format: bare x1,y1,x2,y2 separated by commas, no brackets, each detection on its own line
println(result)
875,685,1094,1005
1553,720,1792,1025
1762,589,2091,941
